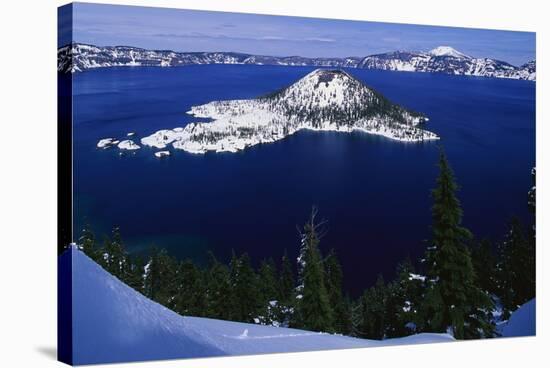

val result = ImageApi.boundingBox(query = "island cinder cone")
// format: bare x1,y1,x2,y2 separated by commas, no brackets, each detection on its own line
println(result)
259,69,427,127
100,68,439,155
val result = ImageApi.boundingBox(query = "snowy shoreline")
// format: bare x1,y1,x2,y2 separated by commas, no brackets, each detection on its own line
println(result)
138,117,439,155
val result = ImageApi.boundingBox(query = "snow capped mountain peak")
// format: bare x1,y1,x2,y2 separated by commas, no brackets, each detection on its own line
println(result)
429,46,470,59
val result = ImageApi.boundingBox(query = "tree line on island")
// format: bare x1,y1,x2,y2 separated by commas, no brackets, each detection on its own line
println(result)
77,150,535,340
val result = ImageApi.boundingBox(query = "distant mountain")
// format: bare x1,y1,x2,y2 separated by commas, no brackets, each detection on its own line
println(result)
130,69,438,155
428,46,471,58
58,43,535,81
57,43,362,73
358,46,535,81
59,245,454,365
520,60,536,79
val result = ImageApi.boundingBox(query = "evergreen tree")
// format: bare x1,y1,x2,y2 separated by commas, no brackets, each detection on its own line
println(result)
81,226,136,289
278,250,296,327
527,167,536,287
470,239,497,294
496,218,536,317
258,258,281,325
228,252,261,323
143,247,177,307
385,259,425,337
79,223,98,261
422,151,494,339
103,227,128,281
528,167,536,240
279,250,295,303
173,259,206,317
204,253,232,320
125,254,145,293
259,259,279,303
340,296,354,336
357,275,388,339
324,250,351,334
295,207,334,332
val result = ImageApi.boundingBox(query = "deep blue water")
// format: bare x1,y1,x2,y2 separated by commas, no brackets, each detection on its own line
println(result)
73,65,535,296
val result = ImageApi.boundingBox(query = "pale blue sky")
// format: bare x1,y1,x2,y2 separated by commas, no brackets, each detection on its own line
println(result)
61,2,536,66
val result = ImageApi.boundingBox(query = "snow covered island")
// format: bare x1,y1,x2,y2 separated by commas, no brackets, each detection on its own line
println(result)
97,137,140,150
96,138,119,149
135,69,438,155
118,139,140,150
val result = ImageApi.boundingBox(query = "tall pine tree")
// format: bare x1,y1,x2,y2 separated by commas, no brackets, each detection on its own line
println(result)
103,227,129,281
496,218,536,317
227,252,260,322
470,239,497,295
528,167,536,241
204,252,232,320
295,207,334,332
79,223,98,262
143,247,177,308
422,151,494,339
278,250,296,327
324,250,351,334
258,258,281,325
279,250,295,303
173,259,206,317
125,254,146,293
357,275,388,339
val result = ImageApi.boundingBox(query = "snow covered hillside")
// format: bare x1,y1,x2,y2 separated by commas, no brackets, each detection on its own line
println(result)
117,69,437,155
58,43,535,81
59,246,453,365
500,299,536,338
358,46,535,81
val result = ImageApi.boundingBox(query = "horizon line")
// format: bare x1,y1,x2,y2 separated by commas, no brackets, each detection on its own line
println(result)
58,41,535,67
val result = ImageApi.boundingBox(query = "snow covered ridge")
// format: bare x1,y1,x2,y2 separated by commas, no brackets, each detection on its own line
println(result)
59,246,454,365
133,69,438,155
359,47,536,81
58,43,535,81
57,43,362,74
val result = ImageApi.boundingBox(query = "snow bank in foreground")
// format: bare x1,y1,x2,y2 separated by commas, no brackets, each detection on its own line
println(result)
500,299,536,338
59,247,453,365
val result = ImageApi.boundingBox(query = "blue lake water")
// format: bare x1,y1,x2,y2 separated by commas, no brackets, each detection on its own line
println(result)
72,65,535,296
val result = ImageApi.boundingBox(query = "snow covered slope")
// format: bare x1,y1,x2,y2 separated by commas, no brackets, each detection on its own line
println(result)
58,43,535,81
59,246,453,365
500,299,536,338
